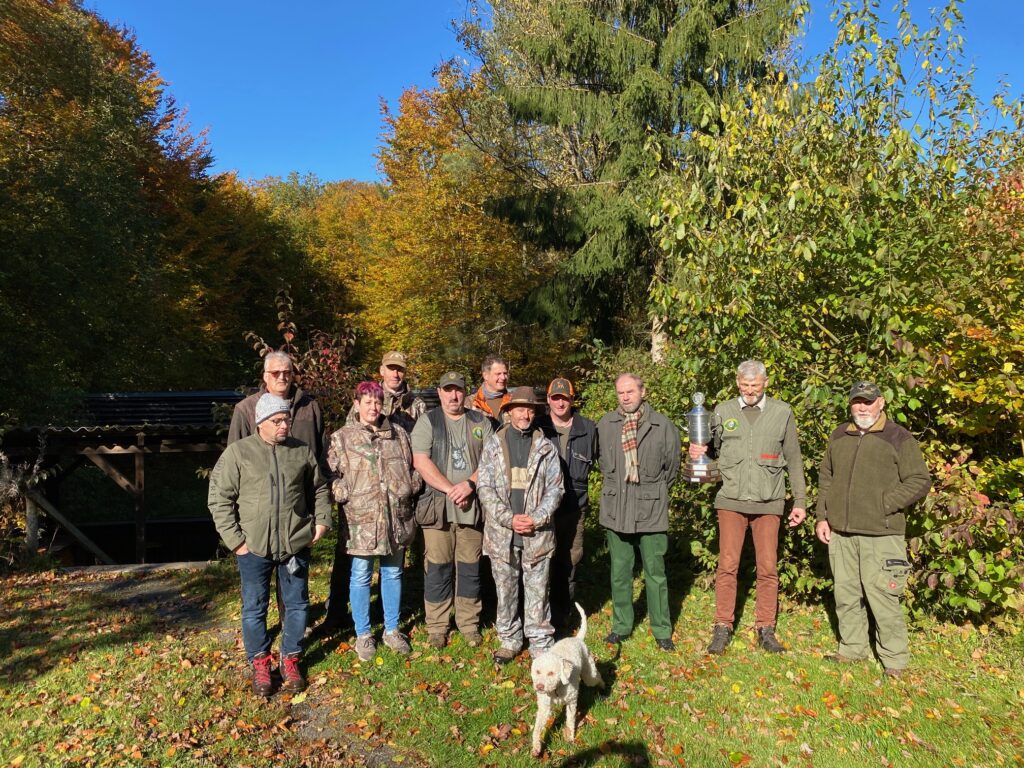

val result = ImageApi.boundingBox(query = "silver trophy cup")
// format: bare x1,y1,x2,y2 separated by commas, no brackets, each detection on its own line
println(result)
683,392,721,484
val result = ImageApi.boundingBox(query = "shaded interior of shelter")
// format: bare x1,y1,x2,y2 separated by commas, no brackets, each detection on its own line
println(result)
6,387,567,565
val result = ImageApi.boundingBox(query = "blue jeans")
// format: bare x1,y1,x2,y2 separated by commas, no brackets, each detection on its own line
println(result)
350,552,403,636
236,549,310,661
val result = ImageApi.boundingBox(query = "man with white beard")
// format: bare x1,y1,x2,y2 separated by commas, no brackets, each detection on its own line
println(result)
815,381,931,678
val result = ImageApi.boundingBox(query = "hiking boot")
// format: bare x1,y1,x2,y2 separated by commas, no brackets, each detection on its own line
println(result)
656,638,675,652
604,631,626,645
251,652,274,698
825,652,862,664
707,624,732,655
280,653,305,692
461,630,482,648
756,626,785,654
884,667,905,679
355,634,376,661
383,630,411,655
426,633,447,649
493,646,520,665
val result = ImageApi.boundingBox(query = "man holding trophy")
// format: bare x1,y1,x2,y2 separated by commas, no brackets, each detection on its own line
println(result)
687,360,807,655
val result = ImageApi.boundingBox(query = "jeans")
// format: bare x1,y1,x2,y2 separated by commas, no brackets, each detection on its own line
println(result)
236,548,310,662
350,552,404,637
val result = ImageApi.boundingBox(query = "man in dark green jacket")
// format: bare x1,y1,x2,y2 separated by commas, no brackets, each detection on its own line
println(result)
815,381,931,677
597,373,681,650
209,394,331,698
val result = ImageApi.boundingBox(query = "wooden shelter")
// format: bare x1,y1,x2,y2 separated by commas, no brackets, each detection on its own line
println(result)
4,391,242,564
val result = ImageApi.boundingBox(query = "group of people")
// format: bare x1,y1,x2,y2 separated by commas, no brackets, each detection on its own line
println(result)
208,352,931,699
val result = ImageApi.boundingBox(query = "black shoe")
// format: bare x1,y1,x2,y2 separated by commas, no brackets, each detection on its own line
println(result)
707,624,732,655
756,626,785,654
604,631,626,645
655,638,675,651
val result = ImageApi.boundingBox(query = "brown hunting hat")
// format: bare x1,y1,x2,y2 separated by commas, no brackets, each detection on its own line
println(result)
381,351,408,368
500,385,542,412
848,381,882,402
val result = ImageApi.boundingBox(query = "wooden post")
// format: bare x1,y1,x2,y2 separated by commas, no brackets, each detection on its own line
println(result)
24,494,39,553
135,432,146,563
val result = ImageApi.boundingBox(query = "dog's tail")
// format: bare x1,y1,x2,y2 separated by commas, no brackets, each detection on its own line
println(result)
575,602,587,641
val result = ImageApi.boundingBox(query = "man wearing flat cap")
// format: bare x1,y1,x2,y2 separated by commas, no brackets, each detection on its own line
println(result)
411,371,494,648
536,377,598,634
816,381,931,678
209,393,331,698
478,386,564,663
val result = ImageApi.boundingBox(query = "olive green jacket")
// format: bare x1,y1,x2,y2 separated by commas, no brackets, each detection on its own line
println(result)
208,435,332,560
817,414,931,536
597,405,681,534
712,397,806,515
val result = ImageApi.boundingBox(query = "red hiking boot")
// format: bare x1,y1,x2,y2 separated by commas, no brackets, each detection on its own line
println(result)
251,652,274,698
281,653,305,692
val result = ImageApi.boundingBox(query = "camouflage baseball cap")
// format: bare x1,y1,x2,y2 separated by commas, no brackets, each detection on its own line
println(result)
848,381,882,402
381,351,407,368
438,371,466,389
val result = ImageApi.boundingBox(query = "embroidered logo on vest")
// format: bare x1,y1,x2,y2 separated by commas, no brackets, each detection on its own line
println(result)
723,418,739,432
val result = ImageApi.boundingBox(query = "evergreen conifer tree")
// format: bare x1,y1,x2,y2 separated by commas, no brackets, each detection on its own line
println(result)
459,0,804,353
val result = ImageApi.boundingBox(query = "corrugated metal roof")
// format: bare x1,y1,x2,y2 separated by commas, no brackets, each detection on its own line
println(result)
81,390,243,429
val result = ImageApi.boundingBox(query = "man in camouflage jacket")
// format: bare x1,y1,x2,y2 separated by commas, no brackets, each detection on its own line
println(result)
478,387,564,663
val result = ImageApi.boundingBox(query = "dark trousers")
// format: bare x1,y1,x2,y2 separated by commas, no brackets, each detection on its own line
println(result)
550,505,586,629
323,534,352,628
237,548,310,662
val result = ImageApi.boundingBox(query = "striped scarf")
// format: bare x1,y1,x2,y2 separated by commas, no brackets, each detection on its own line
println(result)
620,402,645,484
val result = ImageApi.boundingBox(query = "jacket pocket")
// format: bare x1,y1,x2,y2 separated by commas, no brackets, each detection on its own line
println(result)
415,494,439,527
755,454,787,500
635,484,663,523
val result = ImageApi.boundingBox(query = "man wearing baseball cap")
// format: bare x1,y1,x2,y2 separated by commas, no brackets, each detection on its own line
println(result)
209,393,331,697
411,371,494,648
815,381,931,678
537,377,598,634
478,386,564,662
346,351,426,434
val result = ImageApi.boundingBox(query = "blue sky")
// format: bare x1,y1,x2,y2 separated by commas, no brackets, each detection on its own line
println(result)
87,1,1023,183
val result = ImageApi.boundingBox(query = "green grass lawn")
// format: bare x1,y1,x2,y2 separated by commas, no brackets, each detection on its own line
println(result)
1,533,1022,767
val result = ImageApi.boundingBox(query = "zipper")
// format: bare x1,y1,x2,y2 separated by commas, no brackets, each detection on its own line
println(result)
271,444,281,558
842,435,863,531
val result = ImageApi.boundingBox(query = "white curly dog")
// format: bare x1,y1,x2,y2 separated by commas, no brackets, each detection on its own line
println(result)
530,602,605,757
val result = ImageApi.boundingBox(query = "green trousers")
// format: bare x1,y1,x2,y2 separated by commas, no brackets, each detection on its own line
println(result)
828,532,911,670
606,529,671,641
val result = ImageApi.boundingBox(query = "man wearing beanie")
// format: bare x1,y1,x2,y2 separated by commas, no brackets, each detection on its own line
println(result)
478,386,563,663
209,393,331,698
816,381,931,678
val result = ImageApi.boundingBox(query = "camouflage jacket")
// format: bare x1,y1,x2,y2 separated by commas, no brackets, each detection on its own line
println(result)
478,426,563,565
327,418,422,556
346,383,426,435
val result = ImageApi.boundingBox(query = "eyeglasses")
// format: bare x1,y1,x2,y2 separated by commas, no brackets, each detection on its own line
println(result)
266,369,293,378
267,416,292,427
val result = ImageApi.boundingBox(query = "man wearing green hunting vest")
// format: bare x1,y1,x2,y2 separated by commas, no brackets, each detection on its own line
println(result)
815,381,931,678
689,360,807,656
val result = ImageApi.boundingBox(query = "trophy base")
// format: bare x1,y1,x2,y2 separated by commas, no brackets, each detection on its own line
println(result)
682,463,721,484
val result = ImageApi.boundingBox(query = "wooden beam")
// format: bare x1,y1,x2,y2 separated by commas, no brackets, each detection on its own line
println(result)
82,450,140,498
26,491,116,566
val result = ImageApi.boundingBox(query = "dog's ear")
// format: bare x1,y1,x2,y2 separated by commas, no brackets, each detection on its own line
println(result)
560,658,575,685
